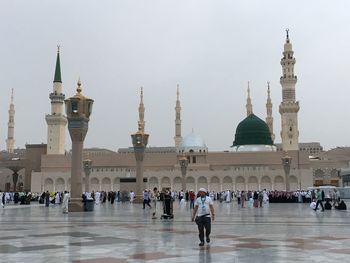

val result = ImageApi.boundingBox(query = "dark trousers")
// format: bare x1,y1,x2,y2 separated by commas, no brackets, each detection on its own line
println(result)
196,216,211,242
315,200,324,211
190,200,195,209
143,199,151,209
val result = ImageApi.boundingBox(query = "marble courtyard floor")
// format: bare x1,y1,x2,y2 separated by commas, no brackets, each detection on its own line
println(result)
0,201,349,263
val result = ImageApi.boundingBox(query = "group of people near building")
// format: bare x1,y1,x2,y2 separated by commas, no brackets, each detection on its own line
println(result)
38,191,70,213
310,188,347,211
0,191,35,207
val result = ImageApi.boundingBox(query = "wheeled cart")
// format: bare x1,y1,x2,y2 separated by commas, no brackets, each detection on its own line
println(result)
160,193,174,220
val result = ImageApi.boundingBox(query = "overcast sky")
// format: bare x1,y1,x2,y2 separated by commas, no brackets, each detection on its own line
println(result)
1,0,349,152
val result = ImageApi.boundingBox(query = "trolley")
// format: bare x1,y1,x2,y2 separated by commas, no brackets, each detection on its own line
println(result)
160,193,174,220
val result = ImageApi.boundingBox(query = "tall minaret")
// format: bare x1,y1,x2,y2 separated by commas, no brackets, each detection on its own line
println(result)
265,82,275,142
138,87,145,133
45,46,67,154
279,29,300,151
174,84,182,148
246,81,253,116
6,89,15,153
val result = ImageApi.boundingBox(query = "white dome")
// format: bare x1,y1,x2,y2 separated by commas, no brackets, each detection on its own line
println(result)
233,145,277,152
179,132,208,153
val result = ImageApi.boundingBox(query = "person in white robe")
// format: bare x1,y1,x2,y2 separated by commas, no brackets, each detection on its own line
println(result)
129,191,135,203
5,192,11,204
95,191,101,204
263,190,269,204
55,192,60,205
85,192,92,200
226,190,231,203
0,192,4,208
62,191,70,213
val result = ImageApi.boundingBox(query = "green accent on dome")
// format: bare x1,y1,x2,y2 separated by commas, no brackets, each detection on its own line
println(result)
232,114,273,147
53,51,62,83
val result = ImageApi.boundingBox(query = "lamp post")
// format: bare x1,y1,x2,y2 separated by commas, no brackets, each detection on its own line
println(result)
179,154,189,191
131,131,149,202
83,159,92,193
282,152,292,191
65,79,94,212
12,171,18,192
131,87,149,202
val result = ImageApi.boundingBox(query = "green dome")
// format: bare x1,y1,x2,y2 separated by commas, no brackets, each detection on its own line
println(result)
232,114,273,147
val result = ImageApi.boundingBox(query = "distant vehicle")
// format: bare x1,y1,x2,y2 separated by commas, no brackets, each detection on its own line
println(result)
11,157,20,161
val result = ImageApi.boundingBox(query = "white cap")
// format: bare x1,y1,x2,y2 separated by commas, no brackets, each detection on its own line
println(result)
198,188,207,193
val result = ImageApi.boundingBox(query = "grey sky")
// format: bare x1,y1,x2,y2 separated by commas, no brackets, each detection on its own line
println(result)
1,0,349,151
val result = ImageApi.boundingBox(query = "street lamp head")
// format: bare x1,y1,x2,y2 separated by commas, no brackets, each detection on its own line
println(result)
179,155,189,168
65,79,94,120
131,131,149,148
281,151,292,165
83,159,92,168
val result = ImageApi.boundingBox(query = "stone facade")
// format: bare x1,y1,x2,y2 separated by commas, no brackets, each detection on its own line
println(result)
30,149,313,193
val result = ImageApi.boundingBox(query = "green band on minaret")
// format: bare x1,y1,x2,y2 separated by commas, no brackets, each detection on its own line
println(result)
54,51,62,83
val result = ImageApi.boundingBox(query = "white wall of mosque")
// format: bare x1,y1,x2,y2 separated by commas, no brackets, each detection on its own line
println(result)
31,167,312,193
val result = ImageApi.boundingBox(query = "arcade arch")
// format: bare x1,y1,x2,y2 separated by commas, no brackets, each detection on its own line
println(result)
210,176,220,192
260,176,272,190
55,178,65,192
274,176,284,191
248,176,258,190
101,177,111,191
235,176,245,191
90,177,99,191
186,176,195,191
44,178,54,192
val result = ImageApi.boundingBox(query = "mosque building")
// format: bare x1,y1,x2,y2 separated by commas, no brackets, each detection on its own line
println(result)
0,31,348,192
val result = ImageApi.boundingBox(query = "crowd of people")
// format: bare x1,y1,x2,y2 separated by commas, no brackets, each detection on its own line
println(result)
1,187,347,213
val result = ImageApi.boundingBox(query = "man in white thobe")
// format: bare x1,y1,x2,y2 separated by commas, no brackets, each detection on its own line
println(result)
226,190,231,203
0,192,4,208
129,191,135,203
55,192,60,206
62,191,70,213
95,191,101,205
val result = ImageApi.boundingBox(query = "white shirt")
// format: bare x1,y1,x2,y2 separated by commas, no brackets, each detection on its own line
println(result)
195,196,213,217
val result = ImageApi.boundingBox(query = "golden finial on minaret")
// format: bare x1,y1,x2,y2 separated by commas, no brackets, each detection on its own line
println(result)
286,28,290,42
77,78,82,94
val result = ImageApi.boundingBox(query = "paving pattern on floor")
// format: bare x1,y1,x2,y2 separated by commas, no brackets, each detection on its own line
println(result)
0,201,349,262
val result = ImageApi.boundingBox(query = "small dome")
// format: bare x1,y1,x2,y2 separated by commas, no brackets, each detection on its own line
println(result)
179,131,207,153
232,114,273,148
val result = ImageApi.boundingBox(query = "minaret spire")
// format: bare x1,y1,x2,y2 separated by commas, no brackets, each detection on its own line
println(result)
174,84,182,148
138,87,145,133
279,30,300,151
246,81,253,116
54,45,62,83
46,47,67,154
6,89,15,153
265,82,275,142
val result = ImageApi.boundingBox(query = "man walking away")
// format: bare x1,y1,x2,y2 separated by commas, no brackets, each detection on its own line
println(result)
189,190,196,209
143,189,152,209
314,189,324,212
192,188,215,246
